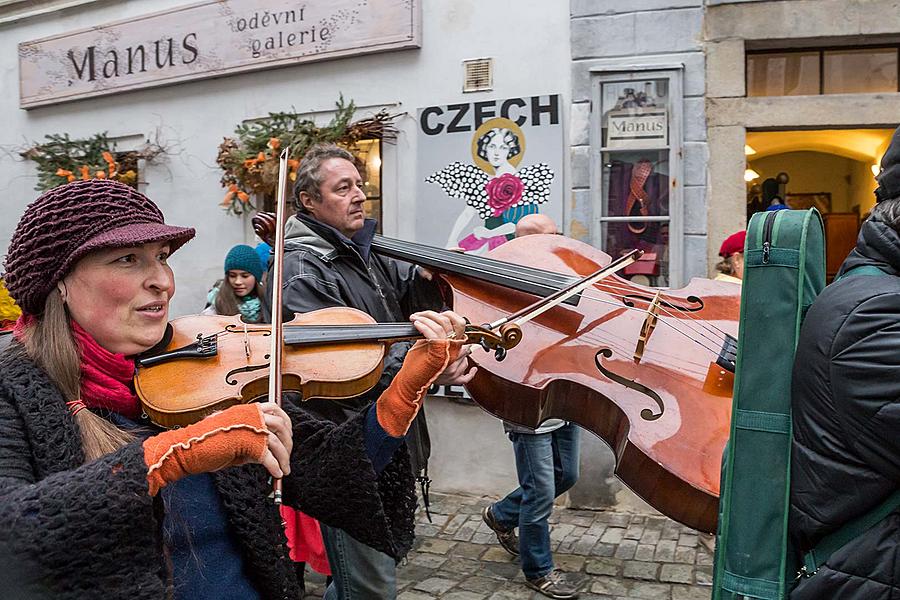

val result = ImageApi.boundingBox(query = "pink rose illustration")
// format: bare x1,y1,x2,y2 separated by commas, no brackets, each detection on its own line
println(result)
485,174,524,216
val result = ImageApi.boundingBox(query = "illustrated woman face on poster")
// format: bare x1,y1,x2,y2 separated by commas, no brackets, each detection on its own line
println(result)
476,127,522,176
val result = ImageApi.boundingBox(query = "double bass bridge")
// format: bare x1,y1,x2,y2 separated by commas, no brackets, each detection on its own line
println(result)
632,290,663,364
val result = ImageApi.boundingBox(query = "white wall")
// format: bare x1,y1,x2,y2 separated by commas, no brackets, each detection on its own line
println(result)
0,0,571,316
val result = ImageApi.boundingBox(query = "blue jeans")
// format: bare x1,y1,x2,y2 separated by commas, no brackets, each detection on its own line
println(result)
320,523,396,599
491,423,581,579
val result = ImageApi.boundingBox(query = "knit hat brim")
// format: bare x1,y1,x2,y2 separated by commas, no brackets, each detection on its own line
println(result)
72,222,196,266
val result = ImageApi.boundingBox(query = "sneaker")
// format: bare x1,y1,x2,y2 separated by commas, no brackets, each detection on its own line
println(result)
481,505,519,557
526,569,580,599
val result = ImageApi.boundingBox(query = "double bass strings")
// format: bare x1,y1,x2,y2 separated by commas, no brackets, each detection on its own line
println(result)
372,236,728,375
440,254,733,360
410,239,735,350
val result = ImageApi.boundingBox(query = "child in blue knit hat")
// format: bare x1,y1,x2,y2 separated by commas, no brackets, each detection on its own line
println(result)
203,244,265,323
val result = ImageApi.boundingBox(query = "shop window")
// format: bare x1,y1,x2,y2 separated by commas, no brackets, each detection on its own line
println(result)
823,48,898,94
262,139,382,231
747,52,819,97
350,139,383,231
593,72,683,287
748,46,900,97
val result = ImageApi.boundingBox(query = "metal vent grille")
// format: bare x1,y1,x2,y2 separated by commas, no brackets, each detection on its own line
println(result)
463,58,493,93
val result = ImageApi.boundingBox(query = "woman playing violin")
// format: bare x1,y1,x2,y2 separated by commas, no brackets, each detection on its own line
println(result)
0,179,466,599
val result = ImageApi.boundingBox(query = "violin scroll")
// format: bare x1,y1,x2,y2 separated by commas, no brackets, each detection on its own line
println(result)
464,322,523,361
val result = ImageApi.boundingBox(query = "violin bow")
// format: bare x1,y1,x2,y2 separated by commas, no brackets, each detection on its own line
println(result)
268,147,291,505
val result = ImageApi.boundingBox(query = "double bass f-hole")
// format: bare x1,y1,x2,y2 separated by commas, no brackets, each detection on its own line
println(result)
594,348,665,421
622,293,704,313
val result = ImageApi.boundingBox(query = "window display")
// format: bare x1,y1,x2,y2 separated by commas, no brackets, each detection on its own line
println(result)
598,77,674,286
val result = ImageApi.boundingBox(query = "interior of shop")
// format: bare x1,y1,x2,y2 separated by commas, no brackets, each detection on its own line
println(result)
745,128,895,279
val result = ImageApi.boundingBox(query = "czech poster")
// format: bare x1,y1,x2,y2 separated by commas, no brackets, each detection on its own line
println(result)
416,94,564,251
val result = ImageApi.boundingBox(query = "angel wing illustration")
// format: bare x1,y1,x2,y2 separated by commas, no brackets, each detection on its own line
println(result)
424,162,489,212
425,162,555,220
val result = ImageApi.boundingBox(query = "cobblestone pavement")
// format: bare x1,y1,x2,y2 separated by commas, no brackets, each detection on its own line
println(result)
302,492,713,600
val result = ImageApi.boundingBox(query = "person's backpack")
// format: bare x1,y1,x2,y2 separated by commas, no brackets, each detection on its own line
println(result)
712,208,900,599
712,208,825,599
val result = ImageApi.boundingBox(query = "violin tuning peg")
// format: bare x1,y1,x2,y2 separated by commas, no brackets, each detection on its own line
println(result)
494,346,507,362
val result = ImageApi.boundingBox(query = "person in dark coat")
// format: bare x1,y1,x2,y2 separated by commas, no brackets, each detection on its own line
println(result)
256,143,476,599
790,126,900,599
0,179,466,599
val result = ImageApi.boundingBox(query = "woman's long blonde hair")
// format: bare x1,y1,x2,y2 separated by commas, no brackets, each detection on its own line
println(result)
19,290,133,461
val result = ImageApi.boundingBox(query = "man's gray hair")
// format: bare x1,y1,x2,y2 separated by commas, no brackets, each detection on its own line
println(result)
292,143,355,212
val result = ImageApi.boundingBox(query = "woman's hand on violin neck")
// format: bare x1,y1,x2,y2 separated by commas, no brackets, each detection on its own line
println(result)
410,310,466,340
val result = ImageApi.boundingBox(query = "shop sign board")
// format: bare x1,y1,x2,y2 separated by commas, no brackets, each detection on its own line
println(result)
19,0,420,109
606,108,668,150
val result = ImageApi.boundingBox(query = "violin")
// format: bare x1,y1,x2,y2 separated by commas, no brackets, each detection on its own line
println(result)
370,233,741,534
132,308,522,429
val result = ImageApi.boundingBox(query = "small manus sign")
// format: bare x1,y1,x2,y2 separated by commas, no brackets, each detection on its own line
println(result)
606,108,668,150
18,0,420,109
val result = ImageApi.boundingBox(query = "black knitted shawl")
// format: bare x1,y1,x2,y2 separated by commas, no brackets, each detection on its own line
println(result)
0,349,416,599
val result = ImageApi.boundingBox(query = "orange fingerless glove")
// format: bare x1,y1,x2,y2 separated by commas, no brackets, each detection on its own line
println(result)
376,339,464,437
143,403,269,496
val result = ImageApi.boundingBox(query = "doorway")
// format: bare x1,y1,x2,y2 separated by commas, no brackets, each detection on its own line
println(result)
745,128,895,279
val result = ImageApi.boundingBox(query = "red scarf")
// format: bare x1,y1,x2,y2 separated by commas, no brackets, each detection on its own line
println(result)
15,315,140,418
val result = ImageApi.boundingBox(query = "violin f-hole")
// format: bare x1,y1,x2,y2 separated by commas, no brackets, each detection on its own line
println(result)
594,348,665,421
225,362,270,385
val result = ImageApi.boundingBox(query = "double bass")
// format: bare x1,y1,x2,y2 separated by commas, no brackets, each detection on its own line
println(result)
371,233,740,533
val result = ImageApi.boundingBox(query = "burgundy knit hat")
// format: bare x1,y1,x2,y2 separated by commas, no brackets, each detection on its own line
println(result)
4,179,195,315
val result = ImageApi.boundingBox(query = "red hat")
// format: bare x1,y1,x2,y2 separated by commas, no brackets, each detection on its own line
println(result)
719,230,746,258
4,179,195,315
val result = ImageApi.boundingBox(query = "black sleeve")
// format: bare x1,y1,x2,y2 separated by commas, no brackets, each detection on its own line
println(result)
0,395,163,597
383,257,444,316
263,250,347,322
831,292,900,483
280,402,416,560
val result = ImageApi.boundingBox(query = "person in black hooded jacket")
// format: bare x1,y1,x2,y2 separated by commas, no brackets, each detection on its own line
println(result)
790,126,900,599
